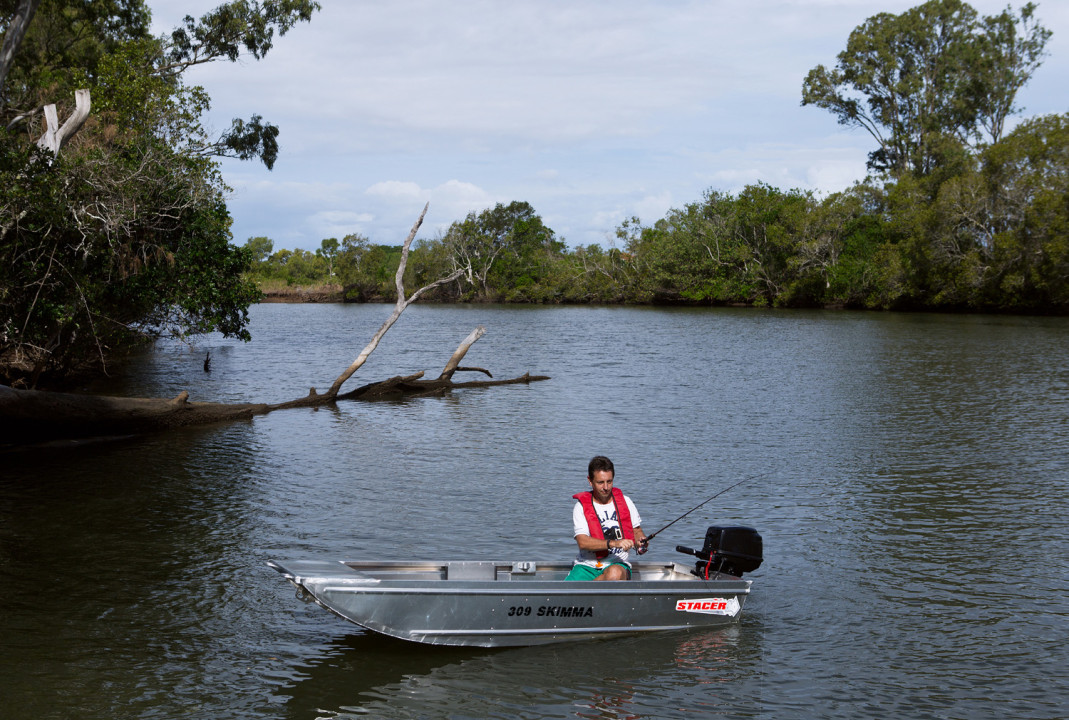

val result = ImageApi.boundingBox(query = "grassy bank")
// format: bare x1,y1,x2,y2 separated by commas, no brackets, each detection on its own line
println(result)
257,280,344,303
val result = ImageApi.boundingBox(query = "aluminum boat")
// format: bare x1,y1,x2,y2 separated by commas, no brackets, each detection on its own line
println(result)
269,526,763,647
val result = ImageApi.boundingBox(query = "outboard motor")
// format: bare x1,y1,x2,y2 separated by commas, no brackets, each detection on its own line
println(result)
676,526,763,579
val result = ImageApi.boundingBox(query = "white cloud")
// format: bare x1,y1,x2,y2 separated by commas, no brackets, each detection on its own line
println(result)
308,210,377,241
633,192,676,227
432,180,494,206
148,0,1069,250
805,155,871,193
365,181,423,200
358,179,496,237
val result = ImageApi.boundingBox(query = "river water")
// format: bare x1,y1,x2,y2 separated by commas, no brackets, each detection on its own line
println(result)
2,304,1067,719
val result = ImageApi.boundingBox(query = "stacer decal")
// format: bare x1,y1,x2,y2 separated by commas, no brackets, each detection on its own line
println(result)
675,597,741,616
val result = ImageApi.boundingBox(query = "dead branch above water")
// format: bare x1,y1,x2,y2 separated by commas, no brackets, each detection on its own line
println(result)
0,205,549,445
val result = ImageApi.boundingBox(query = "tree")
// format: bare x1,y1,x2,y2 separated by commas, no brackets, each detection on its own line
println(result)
0,0,42,99
801,0,1050,177
730,184,814,304
318,237,339,277
333,234,405,301
634,197,740,303
973,3,1051,144
244,235,274,265
441,201,564,301
441,207,509,300
406,234,463,301
0,206,548,443
812,186,891,309
0,1,321,387
623,186,817,306
948,112,1069,309
1,0,153,117
156,0,320,169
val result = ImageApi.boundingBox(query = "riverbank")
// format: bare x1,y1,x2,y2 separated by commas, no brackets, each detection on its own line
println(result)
258,282,344,303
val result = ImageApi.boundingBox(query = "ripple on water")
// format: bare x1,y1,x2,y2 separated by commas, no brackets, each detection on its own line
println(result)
3,306,1068,720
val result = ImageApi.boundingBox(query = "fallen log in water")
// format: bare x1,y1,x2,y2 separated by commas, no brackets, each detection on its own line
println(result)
0,205,548,446
0,327,547,444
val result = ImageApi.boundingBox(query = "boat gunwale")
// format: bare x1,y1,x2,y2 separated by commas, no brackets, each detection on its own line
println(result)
270,559,749,584
312,582,751,596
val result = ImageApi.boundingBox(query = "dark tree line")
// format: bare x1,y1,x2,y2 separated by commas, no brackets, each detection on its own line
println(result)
254,127,1068,314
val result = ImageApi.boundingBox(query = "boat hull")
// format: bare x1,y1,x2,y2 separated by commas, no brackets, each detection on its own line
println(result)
269,559,752,647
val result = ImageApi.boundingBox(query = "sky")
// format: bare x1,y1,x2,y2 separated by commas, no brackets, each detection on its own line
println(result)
147,1,1069,252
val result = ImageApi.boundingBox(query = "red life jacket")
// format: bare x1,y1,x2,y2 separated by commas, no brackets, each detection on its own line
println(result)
573,488,635,559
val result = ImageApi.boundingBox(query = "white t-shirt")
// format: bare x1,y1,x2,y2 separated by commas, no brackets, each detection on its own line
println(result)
572,494,642,569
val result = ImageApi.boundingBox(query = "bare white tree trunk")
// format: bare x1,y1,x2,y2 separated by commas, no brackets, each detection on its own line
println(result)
36,89,91,156
439,325,487,380
327,203,468,397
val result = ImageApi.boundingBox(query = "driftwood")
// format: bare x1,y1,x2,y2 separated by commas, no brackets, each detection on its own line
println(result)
0,334,548,443
0,206,549,445
326,203,465,397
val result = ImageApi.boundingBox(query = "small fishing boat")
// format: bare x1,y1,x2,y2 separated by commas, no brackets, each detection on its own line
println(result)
269,526,763,647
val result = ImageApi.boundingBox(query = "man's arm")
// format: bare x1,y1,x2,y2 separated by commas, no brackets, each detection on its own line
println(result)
574,534,634,553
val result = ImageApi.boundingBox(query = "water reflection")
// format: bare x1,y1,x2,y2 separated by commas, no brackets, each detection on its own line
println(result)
4,306,1068,720
0,424,275,719
279,624,759,719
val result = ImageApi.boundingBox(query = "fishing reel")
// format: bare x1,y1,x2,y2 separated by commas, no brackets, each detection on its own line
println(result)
676,526,763,579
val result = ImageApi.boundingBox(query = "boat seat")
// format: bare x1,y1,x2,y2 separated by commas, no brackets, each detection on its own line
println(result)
445,561,498,580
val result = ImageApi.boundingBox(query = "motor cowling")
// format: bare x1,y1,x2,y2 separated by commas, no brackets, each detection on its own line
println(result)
677,526,763,578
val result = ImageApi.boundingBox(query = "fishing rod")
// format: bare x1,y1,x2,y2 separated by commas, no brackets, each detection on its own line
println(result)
643,474,761,545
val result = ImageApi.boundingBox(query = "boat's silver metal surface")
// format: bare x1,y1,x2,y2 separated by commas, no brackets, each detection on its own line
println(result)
268,559,752,647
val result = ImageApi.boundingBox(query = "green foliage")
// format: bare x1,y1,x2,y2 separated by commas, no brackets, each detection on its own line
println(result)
438,201,565,301
245,232,409,300
624,185,819,306
0,0,319,385
0,127,261,384
167,0,320,65
974,3,1052,143
220,113,279,169
1,0,153,115
822,189,892,308
978,114,1069,309
407,235,463,301
251,136,1068,315
6,0,1057,390
332,234,403,301
244,236,274,265
802,0,1050,177
317,237,339,277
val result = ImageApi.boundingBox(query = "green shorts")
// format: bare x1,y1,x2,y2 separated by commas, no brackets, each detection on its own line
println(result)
565,562,631,581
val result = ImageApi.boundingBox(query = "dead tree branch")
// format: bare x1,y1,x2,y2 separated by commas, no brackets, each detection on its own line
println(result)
0,205,549,445
439,325,486,380
36,89,91,156
327,202,466,397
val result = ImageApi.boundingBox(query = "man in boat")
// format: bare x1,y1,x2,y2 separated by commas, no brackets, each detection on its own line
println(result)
566,455,648,581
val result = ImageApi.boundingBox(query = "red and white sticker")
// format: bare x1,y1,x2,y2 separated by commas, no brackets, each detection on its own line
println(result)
675,597,741,616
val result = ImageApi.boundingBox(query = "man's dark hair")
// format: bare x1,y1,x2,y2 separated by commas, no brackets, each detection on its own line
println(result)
588,455,615,479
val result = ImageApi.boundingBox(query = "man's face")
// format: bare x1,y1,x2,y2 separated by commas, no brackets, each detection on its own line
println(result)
588,469,614,504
